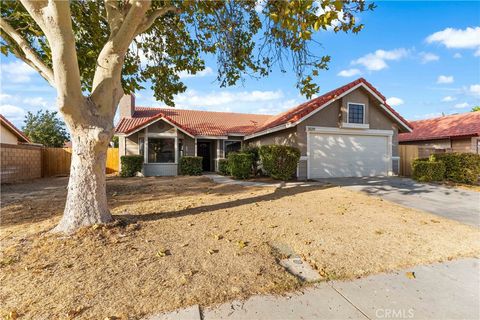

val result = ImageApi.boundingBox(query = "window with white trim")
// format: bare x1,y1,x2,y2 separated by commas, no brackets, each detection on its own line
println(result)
348,103,365,124
148,138,175,163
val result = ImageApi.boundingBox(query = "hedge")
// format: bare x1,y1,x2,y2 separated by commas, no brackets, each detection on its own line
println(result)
241,145,260,175
259,145,301,181
412,158,446,182
218,158,230,176
431,153,480,184
227,152,253,179
120,155,144,177
179,156,203,175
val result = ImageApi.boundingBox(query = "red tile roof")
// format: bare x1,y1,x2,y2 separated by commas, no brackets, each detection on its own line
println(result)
399,112,480,142
0,114,30,143
115,107,272,136
115,78,412,137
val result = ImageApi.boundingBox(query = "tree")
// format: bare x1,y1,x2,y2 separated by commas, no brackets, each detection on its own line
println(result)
0,0,374,233
472,106,480,112
23,110,69,147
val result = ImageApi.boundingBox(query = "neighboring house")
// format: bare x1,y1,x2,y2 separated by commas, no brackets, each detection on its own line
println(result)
399,112,480,154
115,78,412,179
0,114,30,145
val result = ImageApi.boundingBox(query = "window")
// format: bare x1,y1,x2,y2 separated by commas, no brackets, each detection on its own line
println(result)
148,138,175,163
348,103,364,124
139,137,144,156
224,141,241,156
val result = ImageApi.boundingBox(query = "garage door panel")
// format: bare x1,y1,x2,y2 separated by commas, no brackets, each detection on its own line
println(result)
308,133,389,178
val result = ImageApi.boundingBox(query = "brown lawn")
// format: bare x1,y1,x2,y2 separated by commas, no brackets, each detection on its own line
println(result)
1,176,479,319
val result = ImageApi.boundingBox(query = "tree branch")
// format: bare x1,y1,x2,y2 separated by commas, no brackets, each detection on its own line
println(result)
135,6,180,36
0,17,55,87
20,0,84,118
105,0,124,38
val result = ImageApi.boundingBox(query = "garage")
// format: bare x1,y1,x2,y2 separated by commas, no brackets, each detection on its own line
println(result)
307,127,392,179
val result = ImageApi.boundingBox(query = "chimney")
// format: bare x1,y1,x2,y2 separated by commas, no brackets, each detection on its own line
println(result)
119,94,135,118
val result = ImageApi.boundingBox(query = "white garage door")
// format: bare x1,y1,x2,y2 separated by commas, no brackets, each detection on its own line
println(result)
308,132,390,178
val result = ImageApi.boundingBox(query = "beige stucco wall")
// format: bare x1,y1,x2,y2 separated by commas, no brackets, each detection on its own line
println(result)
248,87,403,179
451,138,474,153
1,125,19,145
400,139,451,149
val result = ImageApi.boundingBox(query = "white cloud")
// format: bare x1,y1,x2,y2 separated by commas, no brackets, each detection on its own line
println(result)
0,104,25,121
22,97,50,108
352,48,409,71
0,61,37,83
413,112,443,119
437,75,454,84
475,48,480,57
178,67,214,79
386,97,404,107
0,93,12,101
427,27,480,49
442,96,455,102
453,53,462,59
453,102,469,109
337,68,361,77
469,84,480,97
419,52,439,63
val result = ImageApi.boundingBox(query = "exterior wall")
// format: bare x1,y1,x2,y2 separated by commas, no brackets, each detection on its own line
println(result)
400,137,478,154
126,132,140,155
247,127,297,148
1,125,19,145
1,143,42,183
180,134,195,156
400,138,451,149
340,88,370,124
451,138,474,153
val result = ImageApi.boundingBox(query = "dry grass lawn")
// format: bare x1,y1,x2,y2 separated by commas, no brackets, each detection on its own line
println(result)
1,176,479,319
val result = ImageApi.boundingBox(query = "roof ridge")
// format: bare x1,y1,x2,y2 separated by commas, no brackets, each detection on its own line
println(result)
408,112,478,122
134,106,274,117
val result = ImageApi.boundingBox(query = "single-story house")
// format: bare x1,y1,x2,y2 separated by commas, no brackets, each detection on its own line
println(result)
115,78,412,179
399,112,480,154
0,114,30,145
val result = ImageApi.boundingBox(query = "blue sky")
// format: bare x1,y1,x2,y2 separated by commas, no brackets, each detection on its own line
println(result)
1,1,479,129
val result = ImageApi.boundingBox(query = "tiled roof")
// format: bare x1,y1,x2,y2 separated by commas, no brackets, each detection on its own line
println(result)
115,107,272,136
399,112,480,142
115,78,411,137
254,77,411,133
0,114,30,143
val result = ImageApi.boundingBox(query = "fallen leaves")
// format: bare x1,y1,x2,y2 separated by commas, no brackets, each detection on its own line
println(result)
207,249,218,255
156,249,171,257
405,271,416,279
237,240,248,249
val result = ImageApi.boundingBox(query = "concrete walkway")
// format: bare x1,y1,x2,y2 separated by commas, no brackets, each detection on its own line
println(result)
148,258,480,320
205,174,321,188
315,177,480,227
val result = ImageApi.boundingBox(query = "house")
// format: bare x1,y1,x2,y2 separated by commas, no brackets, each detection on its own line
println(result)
0,114,30,145
399,112,480,154
115,78,412,179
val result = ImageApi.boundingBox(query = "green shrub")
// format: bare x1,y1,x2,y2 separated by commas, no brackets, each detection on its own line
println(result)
218,158,230,176
120,155,144,177
241,145,260,175
179,156,203,175
431,153,480,184
412,159,446,182
259,145,301,181
227,152,253,179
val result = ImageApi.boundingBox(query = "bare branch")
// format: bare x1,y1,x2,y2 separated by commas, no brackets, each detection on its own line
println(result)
105,0,124,38
135,6,180,36
20,0,84,118
0,17,55,87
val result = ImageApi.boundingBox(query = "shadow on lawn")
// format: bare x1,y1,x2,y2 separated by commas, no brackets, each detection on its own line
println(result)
118,184,334,223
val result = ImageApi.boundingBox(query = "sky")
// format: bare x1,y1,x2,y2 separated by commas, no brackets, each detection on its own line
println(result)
1,1,479,130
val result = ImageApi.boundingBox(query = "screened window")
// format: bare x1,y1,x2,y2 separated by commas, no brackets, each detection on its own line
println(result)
148,138,175,163
225,141,241,156
348,103,364,124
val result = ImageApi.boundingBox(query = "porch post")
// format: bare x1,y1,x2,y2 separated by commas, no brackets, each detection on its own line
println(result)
144,127,149,164
194,138,197,156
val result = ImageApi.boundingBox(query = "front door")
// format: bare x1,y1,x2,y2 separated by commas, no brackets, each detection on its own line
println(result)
197,141,211,171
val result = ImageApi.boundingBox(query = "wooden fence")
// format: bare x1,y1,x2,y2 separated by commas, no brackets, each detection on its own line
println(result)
42,147,119,177
398,145,448,176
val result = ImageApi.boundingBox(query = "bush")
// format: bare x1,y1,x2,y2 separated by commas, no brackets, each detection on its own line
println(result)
259,145,301,181
179,156,203,175
412,159,446,182
431,153,480,184
241,145,260,175
227,152,253,179
120,155,144,177
218,158,230,176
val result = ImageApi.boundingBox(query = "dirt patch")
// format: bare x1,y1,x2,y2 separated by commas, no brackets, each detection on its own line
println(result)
1,176,479,319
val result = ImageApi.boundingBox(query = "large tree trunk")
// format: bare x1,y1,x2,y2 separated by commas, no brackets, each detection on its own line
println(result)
53,126,114,233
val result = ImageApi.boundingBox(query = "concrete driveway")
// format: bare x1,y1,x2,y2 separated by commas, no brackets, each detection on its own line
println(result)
315,177,480,227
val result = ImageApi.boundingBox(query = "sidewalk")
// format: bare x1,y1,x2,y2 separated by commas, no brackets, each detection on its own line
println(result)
149,258,480,320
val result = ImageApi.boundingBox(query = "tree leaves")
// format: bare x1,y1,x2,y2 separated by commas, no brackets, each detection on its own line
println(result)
22,110,70,147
